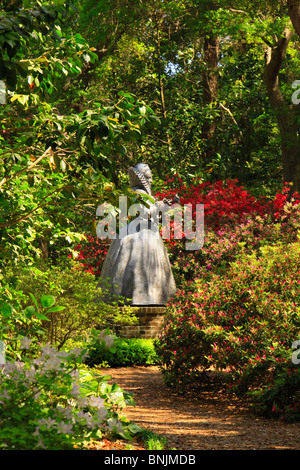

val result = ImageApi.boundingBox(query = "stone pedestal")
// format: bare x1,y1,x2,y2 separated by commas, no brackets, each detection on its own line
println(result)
114,306,166,339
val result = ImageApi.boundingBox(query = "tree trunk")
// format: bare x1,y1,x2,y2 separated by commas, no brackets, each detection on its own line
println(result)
201,35,219,160
153,9,167,120
264,28,300,193
38,236,49,260
152,7,171,153
288,0,300,37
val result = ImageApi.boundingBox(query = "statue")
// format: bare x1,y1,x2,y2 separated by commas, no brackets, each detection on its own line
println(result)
98,163,178,306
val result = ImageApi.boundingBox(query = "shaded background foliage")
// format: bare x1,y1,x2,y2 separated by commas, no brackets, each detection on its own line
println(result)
2,0,300,267
73,0,300,193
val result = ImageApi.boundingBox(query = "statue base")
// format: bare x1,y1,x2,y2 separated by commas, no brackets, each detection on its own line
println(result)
114,306,166,339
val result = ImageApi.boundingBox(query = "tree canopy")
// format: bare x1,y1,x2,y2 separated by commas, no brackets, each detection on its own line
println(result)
1,0,300,265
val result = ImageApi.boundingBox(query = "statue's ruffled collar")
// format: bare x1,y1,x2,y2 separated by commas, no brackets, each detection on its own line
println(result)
128,164,152,195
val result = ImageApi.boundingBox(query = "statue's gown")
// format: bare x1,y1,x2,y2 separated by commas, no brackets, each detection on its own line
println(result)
98,189,176,306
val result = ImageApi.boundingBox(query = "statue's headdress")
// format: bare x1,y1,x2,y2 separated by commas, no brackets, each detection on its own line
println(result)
128,163,152,195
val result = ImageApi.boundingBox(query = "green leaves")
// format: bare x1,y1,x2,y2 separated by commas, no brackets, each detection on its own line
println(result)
24,305,36,318
0,2,92,92
40,295,55,308
0,289,67,357
0,303,13,318
0,0,165,268
59,94,159,172
31,294,66,319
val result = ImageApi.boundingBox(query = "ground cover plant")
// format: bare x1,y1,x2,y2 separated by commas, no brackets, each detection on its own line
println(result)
85,330,159,367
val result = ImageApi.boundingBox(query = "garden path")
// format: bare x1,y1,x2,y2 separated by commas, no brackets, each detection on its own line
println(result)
105,365,300,451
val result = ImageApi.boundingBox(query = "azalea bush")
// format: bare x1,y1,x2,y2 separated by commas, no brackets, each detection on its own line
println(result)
0,334,139,450
155,241,300,420
155,177,271,230
71,236,111,277
166,199,300,284
250,362,300,423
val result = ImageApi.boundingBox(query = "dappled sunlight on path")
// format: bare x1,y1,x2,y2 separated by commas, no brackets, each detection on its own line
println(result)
105,366,300,451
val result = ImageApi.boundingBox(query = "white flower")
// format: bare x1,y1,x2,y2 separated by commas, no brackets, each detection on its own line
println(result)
95,407,108,421
107,418,123,434
104,336,114,348
77,395,88,408
0,389,10,404
43,356,62,371
71,382,80,397
69,347,83,357
98,331,114,348
3,362,18,374
20,337,32,350
83,413,98,429
77,410,87,420
35,438,46,449
57,422,74,434
88,396,105,410
41,344,55,356
24,368,37,384
57,406,73,421
36,417,57,430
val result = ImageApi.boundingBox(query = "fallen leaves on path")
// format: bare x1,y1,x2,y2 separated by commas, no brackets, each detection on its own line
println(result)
85,438,146,451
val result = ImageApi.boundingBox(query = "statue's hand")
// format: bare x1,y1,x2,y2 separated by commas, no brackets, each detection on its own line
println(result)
163,197,172,206
162,194,180,205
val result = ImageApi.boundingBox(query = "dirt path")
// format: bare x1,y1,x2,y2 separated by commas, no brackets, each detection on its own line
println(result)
106,365,300,451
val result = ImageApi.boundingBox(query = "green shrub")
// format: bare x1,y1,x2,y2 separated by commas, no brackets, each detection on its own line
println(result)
86,330,159,367
155,241,300,420
1,263,137,349
0,290,65,360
